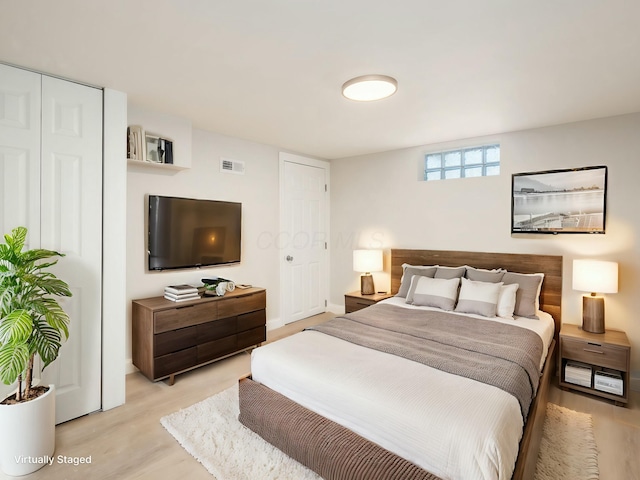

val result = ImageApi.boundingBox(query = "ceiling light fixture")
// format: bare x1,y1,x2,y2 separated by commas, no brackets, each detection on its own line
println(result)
342,74,398,102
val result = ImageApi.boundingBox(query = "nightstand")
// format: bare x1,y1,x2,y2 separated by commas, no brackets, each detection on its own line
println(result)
559,323,631,406
344,291,394,313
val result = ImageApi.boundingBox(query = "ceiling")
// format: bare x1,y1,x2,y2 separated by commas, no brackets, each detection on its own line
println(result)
2,0,640,160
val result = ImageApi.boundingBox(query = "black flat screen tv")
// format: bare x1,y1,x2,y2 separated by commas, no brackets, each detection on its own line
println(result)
148,195,242,270
511,165,607,234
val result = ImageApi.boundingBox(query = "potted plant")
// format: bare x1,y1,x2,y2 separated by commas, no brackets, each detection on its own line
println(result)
0,226,72,476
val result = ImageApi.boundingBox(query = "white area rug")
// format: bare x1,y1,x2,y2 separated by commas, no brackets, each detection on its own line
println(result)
534,403,599,480
161,385,598,480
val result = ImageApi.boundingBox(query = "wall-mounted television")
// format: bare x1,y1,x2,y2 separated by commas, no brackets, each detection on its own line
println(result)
511,165,607,234
148,195,242,270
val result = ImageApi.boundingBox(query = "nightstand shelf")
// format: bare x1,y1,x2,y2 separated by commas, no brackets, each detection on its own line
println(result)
344,291,394,313
559,323,630,406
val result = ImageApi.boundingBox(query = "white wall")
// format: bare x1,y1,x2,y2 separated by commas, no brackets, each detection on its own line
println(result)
125,106,281,369
330,113,640,377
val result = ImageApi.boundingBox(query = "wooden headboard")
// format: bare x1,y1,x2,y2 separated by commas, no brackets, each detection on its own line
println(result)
390,249,563,338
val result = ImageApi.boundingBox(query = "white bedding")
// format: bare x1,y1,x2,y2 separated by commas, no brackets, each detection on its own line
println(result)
250,301,555,480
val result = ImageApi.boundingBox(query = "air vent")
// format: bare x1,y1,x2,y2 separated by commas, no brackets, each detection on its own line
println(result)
220,157,245,175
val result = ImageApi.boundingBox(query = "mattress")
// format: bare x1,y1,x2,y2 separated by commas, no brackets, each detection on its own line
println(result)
250,301,555,480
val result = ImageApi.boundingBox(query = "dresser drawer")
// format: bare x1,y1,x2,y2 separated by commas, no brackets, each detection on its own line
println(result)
562,337,629,371
197,317,236,343
237,310,266,332
197,336,237,364
154,326,198,357
218,291,266,318
345,297,373,313
155,302,217,333
237,326,266,348
154,347,197,378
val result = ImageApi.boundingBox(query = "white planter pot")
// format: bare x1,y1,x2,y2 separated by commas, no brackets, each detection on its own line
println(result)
0,384,55,476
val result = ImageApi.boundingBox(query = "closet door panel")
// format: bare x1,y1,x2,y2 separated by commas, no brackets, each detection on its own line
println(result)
0,64,41,245
40,75,103,424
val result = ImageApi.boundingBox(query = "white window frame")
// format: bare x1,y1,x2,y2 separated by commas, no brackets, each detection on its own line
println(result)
424,144,500,181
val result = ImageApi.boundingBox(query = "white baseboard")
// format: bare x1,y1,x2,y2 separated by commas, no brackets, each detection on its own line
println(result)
125,359,138,375
266,317,284,331
327,303,345,315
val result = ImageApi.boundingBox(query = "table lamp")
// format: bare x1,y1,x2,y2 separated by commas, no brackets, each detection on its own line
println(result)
572,259,618,334
353,249,383,295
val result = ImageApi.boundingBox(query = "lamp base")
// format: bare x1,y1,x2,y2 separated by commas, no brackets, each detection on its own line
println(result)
360,274,375,295
582,295,605,334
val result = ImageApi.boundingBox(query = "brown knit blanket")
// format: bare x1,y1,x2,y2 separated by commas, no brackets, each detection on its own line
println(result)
307,304,543,420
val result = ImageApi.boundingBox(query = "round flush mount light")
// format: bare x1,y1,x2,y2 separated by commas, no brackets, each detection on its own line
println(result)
342,74,398,101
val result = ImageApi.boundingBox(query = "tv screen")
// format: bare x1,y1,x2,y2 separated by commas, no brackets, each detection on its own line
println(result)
148,195,241,270
511,165,607,234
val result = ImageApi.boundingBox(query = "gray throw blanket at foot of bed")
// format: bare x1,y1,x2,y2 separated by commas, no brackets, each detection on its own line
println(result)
307,304,543,420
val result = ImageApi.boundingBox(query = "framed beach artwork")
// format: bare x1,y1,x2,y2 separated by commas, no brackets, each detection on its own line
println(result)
511,166,607,234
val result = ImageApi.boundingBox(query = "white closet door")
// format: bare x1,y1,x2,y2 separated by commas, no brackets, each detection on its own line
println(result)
281,156,328,324
39,76,103,424
0,64,41,245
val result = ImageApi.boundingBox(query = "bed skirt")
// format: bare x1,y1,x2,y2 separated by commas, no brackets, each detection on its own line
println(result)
238,377,441,480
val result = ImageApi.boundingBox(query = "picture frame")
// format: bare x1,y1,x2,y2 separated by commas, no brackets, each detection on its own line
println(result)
511,165,607,234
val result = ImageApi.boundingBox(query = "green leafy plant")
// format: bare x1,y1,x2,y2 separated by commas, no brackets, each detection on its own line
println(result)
0,226,71,403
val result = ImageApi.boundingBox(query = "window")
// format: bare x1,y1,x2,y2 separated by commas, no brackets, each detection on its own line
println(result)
424,144,500,181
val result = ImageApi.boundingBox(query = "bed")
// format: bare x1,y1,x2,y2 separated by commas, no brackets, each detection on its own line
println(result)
239,249,562,480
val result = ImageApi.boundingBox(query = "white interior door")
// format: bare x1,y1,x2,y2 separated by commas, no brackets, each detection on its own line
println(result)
0,64,42,401
39,76,103,424
280,153,329,324
0,64,41,246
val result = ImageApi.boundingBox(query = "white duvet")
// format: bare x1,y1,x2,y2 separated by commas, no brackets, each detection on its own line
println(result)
250,299,554,480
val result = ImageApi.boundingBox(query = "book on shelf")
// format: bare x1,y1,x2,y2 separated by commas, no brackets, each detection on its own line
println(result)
164,293,200,302
165,284,199,295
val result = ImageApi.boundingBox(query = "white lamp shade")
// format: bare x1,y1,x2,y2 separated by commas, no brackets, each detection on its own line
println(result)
353,249,383,273
573,259,618,294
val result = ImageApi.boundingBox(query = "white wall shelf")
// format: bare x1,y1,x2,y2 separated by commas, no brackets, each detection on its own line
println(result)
126,159,188,171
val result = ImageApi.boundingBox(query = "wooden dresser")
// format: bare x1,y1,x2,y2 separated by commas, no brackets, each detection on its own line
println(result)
132,287,266,384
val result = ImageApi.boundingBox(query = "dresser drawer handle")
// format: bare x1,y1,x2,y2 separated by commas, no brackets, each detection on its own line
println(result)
583,348,604,354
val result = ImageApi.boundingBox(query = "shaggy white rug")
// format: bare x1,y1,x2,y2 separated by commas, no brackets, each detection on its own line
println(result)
161,385,598,480
534,403,599,480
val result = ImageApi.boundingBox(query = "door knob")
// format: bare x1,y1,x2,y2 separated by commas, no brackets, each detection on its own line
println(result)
286,255,294,262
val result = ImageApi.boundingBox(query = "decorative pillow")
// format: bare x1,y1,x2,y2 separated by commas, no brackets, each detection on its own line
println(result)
455,278,503,317
496,283,519,319
502,272,544,319
396,264,437,298
434,266,466,279
407,276,460,310
465,266,506,283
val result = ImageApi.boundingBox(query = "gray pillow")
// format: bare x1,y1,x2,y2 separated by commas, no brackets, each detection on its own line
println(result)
435,266,466,279
502,272,544,318
465,266,506,283
396,265,437,298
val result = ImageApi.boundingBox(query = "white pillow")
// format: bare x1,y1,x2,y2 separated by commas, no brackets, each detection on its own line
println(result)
455,277,503,317
496,283,519,319
406,275,460,311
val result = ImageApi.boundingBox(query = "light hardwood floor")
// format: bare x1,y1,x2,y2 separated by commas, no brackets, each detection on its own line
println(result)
3,313,638,480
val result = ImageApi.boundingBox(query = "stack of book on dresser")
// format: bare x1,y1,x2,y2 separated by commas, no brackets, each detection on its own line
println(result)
164,284,200,302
